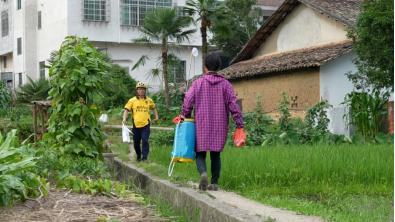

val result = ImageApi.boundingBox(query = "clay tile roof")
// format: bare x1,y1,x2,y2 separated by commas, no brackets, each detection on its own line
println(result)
300,0,363,27
221,41,353,80
231,0,363,64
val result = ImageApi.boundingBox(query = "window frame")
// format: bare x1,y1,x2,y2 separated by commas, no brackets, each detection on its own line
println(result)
120,0,172,27
1,10,9,37
38,11,41,29
16,0,21,10
2,56,6,68
82,0,109,22
18,72,22,86
39,61,45,79
17,37,22,55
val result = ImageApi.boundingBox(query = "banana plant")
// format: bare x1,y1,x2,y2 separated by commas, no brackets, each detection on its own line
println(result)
0,129,47,207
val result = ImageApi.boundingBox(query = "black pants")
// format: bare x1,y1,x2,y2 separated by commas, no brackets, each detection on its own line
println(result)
196,151,221,184
132,124,150,160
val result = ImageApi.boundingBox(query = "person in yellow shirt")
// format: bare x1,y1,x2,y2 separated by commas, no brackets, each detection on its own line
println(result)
122,82,159,161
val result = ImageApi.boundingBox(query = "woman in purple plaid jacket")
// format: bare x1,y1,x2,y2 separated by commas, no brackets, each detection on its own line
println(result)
181,52,244,191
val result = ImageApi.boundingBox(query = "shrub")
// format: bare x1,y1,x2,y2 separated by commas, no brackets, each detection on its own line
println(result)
0,81,11,115
299,100,333,144
101,64,137,110
46,36,109,157
343,90,389,142
150,130,174,145
243,97,274,145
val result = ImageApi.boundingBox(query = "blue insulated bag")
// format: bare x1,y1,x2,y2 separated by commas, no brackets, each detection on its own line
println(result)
168,119,195,176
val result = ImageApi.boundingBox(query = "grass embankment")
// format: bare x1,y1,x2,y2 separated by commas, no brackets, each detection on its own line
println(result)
109,131,393,222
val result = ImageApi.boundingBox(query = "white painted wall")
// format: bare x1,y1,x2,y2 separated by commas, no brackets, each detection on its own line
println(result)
94,42,202,91
0,0,13,55
255,4,349,56
0,53,13,73
320,52,356,135
24,0,37,81
67,0,201,46
2,0,203,91
12,0,24,76
36,0,68,80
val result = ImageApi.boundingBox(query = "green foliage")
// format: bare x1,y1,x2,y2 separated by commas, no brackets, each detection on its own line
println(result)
296,100,333,144
343,90,389,142
0,81,11,114
0,129,48,207
0,105,34,142
150,130,174,145
243,97,274,145
46,36,110,157
101,64,136,109
210,0,264,58
278,93,291,132
147,143,393,222
138,7,195,108
347,0,394,90
57,175,129,197
150,88,184,124
16,77,50,103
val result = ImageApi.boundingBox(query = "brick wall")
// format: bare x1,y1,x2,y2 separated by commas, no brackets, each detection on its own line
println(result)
230,68,320,117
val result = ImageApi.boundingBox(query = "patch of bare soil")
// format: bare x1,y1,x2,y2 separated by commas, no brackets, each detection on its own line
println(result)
0,189,168,222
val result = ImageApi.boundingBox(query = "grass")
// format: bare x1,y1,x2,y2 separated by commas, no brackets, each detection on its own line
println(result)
108,133,394,222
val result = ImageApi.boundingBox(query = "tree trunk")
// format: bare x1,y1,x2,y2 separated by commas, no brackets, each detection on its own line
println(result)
162,38,170,109
201,17,208,72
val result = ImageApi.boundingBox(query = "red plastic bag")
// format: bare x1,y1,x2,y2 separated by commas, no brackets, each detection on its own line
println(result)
172,116,182,124
233,128,246,147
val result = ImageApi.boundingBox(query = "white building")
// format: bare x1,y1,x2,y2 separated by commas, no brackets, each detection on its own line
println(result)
0,0,204,91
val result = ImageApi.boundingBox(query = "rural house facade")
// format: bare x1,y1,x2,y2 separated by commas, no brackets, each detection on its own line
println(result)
222,0,363,135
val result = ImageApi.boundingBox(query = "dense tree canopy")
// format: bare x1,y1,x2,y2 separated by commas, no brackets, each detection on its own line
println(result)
210,0,264,59
348,0,394,90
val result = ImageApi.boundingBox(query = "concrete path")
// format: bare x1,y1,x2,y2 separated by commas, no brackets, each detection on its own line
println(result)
104,124,174,131
107,157,325,222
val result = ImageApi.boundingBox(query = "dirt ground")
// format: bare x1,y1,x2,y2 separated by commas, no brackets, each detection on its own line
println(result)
0,189,168,222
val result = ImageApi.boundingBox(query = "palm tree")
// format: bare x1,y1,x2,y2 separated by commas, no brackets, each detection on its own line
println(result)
16,76,50,103
138,8,195,108
184,0,218,71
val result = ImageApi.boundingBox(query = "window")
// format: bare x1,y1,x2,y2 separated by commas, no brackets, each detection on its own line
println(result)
17,37,21,55
38,11,41,29
2,56,6,68
83,0,108,22
120,0,171,26
170,60,186,84
1,11,8,37
16,0,21,10
39,61,45,79
18,73,22,86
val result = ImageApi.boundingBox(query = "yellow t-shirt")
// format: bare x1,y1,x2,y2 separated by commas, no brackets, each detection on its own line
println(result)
124,96,156,128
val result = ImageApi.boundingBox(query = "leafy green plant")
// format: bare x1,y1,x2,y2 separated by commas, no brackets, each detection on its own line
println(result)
150,130,174,145
278,92,291,132
101,64,137,110
243,96,274,145
0,81,11,115
46,36,110,157
0,129,48,207
347,0,393,90
16,77,51,103
136,7,195,108
301,100,332,143
343,90,389,142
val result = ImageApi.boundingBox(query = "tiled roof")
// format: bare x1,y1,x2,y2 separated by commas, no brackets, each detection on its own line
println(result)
222,41,353,80
231,0,363,64
256,0,285,7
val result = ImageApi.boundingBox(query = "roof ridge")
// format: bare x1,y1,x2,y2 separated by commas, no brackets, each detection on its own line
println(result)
244,40,353,63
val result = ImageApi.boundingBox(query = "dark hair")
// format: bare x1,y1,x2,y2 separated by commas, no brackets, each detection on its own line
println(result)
204,51,229,71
